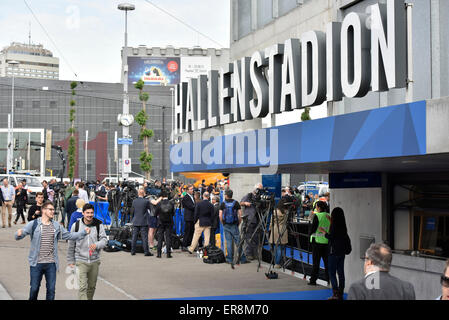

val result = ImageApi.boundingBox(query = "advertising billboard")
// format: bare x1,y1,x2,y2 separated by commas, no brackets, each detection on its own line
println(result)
180,56,211,83
128,57,180,86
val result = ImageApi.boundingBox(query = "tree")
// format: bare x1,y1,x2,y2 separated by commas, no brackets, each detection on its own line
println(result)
68,81,77,180
301,107,312,122
134,80,153,180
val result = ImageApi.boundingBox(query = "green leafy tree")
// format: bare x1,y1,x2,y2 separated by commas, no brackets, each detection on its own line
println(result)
134,80,153,180
68,81,77,180
301,107,312,122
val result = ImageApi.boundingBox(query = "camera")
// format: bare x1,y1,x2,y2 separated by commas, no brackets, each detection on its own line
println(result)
251,187,275,210
49,182,66,194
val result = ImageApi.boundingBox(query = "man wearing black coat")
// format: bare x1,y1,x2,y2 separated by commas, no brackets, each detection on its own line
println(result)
130,188,152,256
187,192,214,254
181,184,195,251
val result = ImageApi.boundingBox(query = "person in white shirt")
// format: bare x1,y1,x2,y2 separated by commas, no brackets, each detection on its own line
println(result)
1,178,15,228
76,182,89,203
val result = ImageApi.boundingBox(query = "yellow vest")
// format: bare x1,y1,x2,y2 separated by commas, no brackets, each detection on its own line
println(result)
310,211,330,244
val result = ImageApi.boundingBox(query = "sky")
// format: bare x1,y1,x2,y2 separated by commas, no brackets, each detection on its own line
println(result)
0,0,230,83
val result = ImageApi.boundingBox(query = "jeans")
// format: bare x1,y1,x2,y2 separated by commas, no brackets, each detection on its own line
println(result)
132,226,149,254
15,203,26,223
29,263,57,300
328,254,345,291
223,224,246,263
272,244,285,265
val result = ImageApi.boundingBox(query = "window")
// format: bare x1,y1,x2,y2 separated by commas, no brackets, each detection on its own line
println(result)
257,0,273,28
391,180,449,259
49,101,57,109
32,101,40,109
15,101,24,109
237,0,252,39
102,121,110,129
279,0,299,16
51,125,60,133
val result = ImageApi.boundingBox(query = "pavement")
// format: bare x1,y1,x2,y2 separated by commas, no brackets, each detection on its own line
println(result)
0,215,326,300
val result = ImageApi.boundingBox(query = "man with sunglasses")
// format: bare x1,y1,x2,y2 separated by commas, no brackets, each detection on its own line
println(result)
437,259,449,300
15,200,90,300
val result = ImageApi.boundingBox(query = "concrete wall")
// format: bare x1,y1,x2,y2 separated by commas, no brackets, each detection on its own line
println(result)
390,254,446,300
229,173,262,203
330,188,383,292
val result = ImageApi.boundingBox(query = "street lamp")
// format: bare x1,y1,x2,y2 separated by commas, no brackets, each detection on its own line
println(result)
7,60,19,173
170,87,174,180
118,3,135,179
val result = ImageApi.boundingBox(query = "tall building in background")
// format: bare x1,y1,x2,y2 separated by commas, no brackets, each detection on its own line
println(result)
0,42,59,80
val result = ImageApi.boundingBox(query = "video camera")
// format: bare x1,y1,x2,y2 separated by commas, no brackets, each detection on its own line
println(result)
251,187,275,210
49,182,66,194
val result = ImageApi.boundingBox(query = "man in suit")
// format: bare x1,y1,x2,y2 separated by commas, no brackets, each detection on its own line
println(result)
187,192,214,254
348,243,415,300
130,188,152,256
181,184,196,251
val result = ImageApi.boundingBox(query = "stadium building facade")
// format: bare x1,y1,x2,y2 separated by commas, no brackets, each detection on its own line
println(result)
170,0,449,299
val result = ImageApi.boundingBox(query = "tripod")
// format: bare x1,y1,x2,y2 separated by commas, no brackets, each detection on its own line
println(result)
268,204,307,279
234,200,274,272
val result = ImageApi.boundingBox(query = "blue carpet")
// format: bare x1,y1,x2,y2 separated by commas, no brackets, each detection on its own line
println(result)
166,290,347,300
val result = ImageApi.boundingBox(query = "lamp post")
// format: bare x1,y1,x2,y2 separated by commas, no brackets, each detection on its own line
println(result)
7,60,19,173
170,87,174,180
118,3,135,179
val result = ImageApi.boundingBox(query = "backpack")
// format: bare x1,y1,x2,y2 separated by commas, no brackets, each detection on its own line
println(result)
203,245,225,264
74,218,101,241
159,200,174,224
344,234,352,255
103,240,123,252
222,200,238,225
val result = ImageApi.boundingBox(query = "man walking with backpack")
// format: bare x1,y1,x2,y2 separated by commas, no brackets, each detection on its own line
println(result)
14,200,90,300
219,190,248,264
187,192,214,254
67,203,108,300
155,190,175,258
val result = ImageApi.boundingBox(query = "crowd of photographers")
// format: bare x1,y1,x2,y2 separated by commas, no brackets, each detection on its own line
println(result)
8,176,449,301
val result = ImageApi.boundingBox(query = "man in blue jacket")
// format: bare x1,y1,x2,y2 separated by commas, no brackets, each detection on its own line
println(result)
15,200,90,300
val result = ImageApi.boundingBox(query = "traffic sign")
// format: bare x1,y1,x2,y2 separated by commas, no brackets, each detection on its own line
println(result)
118,138,133,145
123,158,132,174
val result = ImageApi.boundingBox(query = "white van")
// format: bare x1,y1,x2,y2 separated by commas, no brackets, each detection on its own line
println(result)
0,174,42,204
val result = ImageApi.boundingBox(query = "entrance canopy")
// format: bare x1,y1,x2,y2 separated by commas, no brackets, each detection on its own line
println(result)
170,99,449,174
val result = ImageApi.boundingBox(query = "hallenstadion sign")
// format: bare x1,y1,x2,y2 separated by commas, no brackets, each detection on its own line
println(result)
174,0,407,134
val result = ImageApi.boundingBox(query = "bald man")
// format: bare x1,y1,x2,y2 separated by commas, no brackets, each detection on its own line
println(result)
130,188,152,256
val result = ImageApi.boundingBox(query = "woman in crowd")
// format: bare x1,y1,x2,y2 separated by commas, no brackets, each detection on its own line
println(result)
320,207,350,300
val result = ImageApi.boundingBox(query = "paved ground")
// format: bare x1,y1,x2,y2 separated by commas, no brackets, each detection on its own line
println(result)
0,216,325,300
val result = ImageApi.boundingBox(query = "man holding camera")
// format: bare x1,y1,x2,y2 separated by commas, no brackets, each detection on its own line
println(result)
240,184,263,260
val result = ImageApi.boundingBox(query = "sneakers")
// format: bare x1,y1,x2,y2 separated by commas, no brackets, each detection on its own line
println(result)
131,252,136,256
308,280,317,286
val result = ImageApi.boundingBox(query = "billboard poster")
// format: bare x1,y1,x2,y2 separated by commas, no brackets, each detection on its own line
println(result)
181,56,211,83
128,57,180,86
